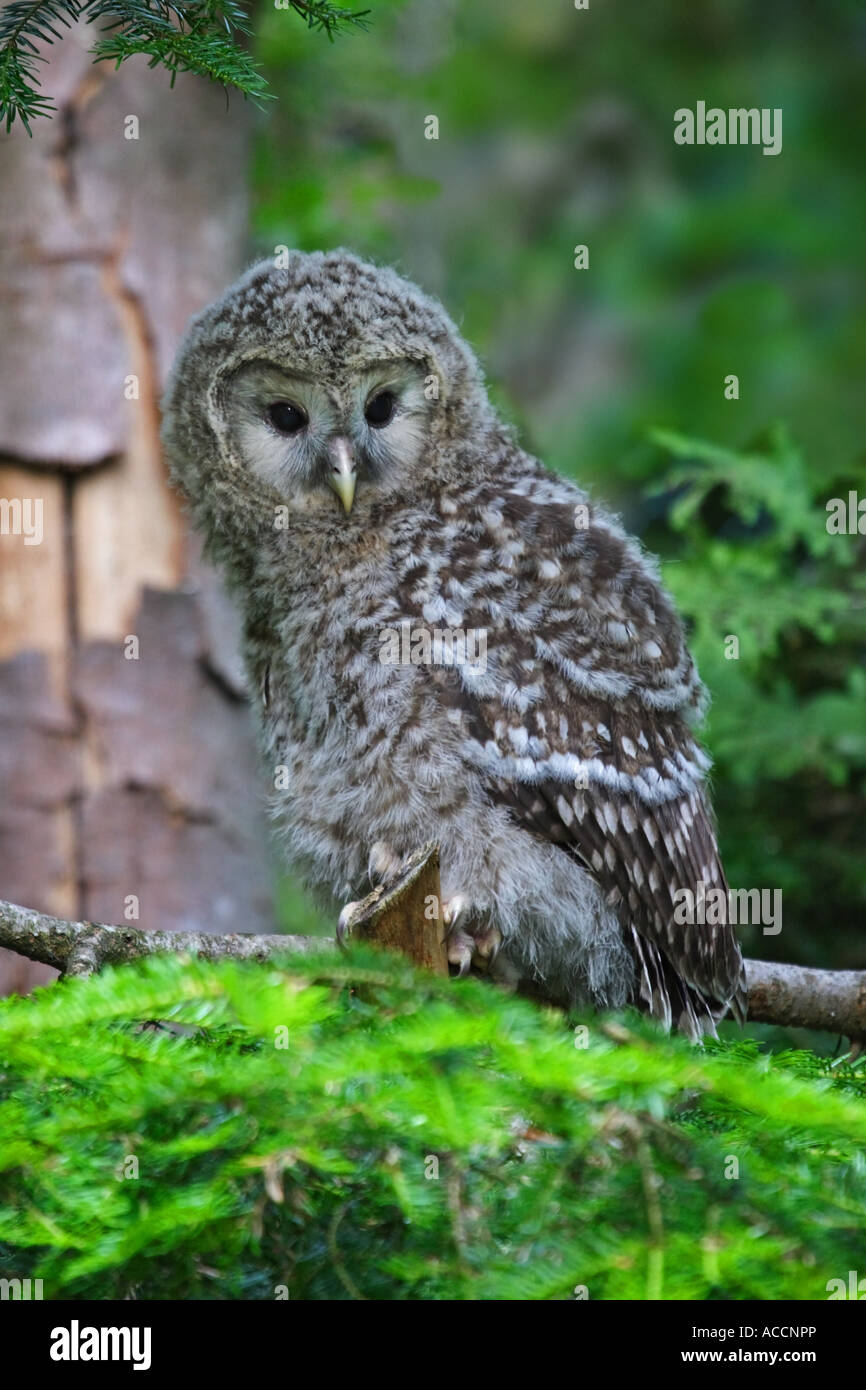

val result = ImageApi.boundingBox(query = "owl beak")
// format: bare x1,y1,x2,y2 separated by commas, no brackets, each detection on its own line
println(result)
326,437,357,514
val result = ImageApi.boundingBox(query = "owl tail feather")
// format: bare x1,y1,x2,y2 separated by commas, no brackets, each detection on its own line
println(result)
628,926,746,1042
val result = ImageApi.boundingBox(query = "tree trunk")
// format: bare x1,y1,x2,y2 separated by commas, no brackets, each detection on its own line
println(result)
0,23,273,994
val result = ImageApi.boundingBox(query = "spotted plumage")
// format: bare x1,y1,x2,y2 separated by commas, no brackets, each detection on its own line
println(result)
162,249,746,1038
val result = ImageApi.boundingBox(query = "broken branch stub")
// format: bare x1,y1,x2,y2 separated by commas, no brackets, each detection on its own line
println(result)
344,842,448,975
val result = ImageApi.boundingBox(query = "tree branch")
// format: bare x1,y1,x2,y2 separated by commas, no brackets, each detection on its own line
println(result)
0,896,329,976
1,844,863,1040
744,957,866,1041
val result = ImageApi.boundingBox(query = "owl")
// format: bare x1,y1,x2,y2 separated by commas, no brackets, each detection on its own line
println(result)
161,249,746,1039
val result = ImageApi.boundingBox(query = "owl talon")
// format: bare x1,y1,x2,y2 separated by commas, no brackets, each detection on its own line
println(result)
442,894,468,929
472,924,502,967
337,900,362,946
446,928,474,977
442,897,501,977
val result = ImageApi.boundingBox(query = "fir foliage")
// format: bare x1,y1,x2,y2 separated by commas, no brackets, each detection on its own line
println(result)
0,949,863,1300
0,0,370,133
649,425,866,972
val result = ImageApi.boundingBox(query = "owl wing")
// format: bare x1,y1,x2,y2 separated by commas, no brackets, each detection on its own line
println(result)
467,689,746,1035
411,472,746,1034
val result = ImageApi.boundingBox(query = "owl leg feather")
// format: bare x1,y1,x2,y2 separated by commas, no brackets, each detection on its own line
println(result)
368,841,403,885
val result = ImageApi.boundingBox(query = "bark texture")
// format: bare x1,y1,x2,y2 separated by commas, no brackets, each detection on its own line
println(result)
0,25,273,995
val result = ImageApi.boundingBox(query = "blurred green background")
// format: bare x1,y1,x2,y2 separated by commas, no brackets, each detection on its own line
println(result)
252,1,865,1006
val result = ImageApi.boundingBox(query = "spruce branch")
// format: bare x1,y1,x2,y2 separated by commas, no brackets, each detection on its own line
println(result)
0,0,80,131
0,0,371,132
90,26,272,104
281,0,370,40
1,842,864,1041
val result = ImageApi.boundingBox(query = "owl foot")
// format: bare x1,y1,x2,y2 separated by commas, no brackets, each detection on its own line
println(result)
442,895,501,978
337,843,438,947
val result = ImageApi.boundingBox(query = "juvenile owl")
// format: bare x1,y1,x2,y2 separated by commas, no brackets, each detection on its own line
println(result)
161,250,746,1038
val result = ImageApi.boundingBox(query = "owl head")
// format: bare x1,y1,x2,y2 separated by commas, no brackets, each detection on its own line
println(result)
162,250,495,544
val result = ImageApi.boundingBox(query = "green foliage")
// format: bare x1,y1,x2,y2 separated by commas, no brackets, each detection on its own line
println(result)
0,950,864,1300
648,425,866,971
0,0,369,133
0,0,77,130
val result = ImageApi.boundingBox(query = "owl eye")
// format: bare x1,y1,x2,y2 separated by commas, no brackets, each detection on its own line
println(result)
365,390,396,427
267,401,307,435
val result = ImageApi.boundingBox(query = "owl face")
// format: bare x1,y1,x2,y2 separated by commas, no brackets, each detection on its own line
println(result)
163,250,497,538
223,354,434,514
